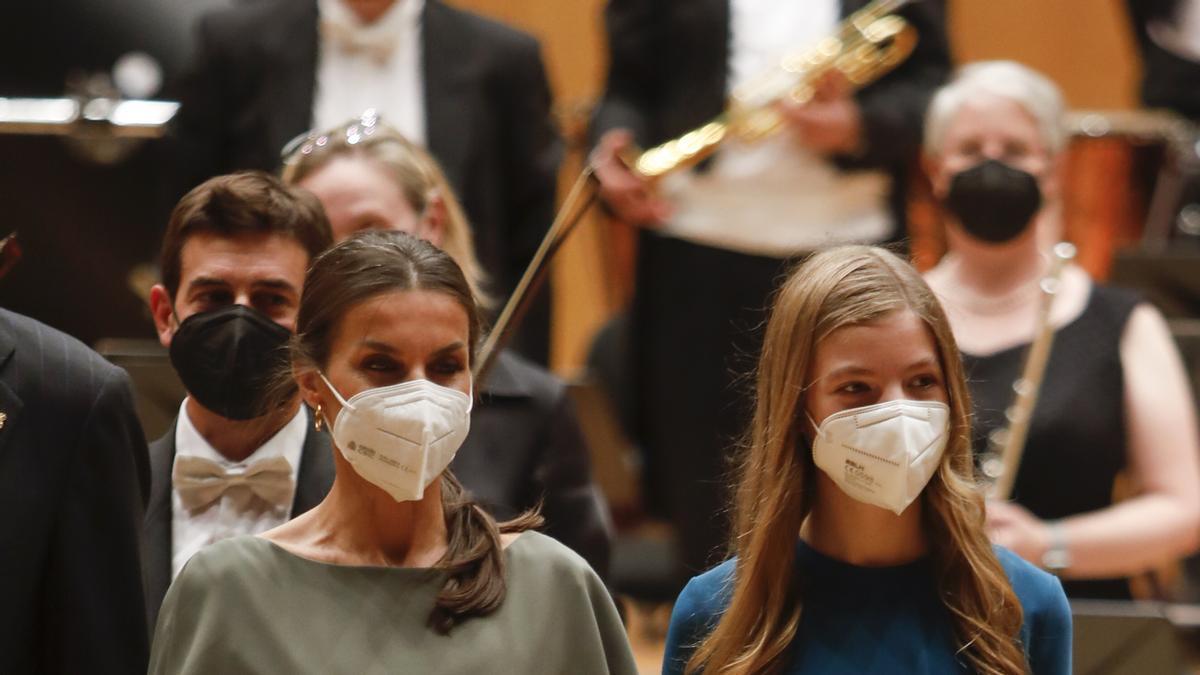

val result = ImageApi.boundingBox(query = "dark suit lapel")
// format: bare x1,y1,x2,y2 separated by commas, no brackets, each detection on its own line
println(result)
262,0,320,163
0,323,21,463
421,0,475,191
293,410,335,515
143,424,176,632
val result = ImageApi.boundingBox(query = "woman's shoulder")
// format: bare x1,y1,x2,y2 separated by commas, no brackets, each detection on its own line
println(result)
174,536,282,587
993,546,1071,618
487,350,567,409
156,537,283,637
506,530,599,583
504,532,639,673
671,558,738,632
503,531,622,622
1091,281,1145,324
661,559,738,674
994,546,1074,674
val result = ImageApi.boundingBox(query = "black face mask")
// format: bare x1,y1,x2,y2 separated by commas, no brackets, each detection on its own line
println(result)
168,304,293,421
944,159,1043,244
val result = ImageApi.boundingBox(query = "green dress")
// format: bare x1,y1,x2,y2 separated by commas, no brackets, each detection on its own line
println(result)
149,531,638,674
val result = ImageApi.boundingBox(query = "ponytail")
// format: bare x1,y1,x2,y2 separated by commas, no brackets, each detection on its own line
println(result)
429,472,542,634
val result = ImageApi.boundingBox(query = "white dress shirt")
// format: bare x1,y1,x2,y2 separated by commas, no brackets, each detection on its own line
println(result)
313,0,426,142
662,0,892,257
170,400,308,579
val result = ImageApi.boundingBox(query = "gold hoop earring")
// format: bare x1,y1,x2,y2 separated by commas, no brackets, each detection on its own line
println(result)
314,403,325,432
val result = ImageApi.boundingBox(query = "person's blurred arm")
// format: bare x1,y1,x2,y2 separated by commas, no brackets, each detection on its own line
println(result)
588,0,674,227
778,0,950,170
1063,303,1200,576
44,367,151,674
988,304,1200,577
590,0,659,148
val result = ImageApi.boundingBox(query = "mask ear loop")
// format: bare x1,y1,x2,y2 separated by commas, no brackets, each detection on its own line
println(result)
317,373,354,430
318,373,351,406
795,379,820,449
414,187,445,245
804,410,827,443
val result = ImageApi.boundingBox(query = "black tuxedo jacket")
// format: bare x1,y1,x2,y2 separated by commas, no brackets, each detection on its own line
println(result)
0,309,151,674
172,0,562,317
142,409,334,634
591,0,951,234
143,351,610,631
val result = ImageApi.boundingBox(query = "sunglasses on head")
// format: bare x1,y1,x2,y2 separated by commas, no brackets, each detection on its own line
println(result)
280,108,383,166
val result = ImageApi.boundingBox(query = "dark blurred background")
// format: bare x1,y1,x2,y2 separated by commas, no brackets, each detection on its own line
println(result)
0,0,232,345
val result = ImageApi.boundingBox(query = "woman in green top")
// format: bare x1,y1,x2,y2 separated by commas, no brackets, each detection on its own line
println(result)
149,231,637,674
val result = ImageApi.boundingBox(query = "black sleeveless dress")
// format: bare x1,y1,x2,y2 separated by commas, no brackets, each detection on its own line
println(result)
962,284,1142,600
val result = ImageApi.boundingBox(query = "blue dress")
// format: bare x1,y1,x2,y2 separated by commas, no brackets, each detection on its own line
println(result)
663,542,1071,674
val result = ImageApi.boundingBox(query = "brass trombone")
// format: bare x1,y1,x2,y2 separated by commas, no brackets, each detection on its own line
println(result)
623,0,919,179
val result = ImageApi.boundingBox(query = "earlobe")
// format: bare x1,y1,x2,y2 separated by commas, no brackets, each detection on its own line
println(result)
921,153,948,200
1043,154,1065,201
294,367,324,409
149,284,176,348
421,191,448,248
797,405,819,446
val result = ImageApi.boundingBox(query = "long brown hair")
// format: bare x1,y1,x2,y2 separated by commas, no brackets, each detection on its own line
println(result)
289,230,540,634
688,246,1025,674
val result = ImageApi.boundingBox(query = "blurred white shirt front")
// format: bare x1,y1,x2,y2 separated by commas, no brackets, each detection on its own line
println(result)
313,0,426,142
662,0,891,256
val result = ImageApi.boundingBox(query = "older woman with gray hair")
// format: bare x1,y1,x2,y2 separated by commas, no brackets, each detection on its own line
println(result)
922,61,1200,599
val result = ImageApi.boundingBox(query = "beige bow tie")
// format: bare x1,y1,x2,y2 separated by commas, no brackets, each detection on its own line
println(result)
172,455,295,511
320,18,398,64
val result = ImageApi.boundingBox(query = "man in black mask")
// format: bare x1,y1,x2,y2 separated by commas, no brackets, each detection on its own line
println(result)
143,171,334,632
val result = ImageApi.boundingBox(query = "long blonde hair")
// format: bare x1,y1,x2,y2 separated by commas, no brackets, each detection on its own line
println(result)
281,123,491,306
687,246,1026,675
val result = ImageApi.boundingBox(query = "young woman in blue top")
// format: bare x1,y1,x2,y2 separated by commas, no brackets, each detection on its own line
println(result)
663,246,1072,675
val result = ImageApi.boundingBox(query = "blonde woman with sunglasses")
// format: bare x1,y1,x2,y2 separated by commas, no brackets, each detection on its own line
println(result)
280,114,614,578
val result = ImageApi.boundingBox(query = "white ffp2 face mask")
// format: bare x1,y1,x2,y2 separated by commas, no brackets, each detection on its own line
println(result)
809,399,950,516
320,374,472,502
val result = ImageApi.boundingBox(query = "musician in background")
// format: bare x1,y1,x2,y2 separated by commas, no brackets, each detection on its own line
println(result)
1127,0,1200,120
588,0,950,582
171,0,560,362
282,118,612,578
923,61,1200,598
